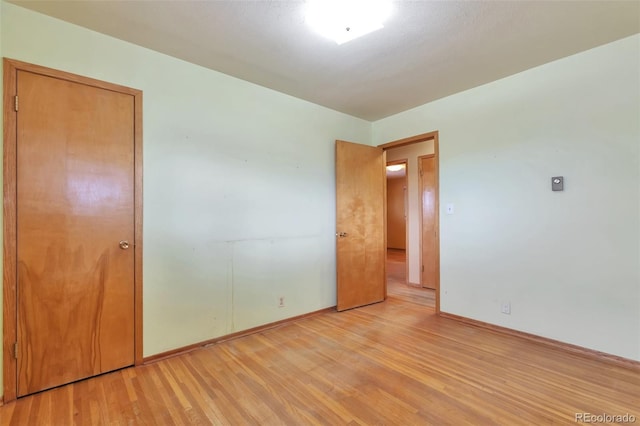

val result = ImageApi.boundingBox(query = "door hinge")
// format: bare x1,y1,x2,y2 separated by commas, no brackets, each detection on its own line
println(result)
419,168,423,177
422,265,425,272
14,95,19,112
13,342,18,359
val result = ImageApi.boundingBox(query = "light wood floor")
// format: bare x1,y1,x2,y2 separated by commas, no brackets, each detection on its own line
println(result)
1,255,638,425
386,248,435,307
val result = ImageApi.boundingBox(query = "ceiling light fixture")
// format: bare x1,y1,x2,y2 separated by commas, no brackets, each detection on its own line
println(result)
386,164,405,172
305,0,392,45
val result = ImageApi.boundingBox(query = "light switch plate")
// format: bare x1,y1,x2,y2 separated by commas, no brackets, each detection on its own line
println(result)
551,176,564,191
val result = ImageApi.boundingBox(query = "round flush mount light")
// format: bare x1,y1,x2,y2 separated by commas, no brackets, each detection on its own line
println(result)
305,0,393,45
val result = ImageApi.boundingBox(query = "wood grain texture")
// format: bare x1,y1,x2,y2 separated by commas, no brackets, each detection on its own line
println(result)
0,293,637,424
419,155,437,290
4,59,140,96
133,88,144,366
143,308,335,364
3,58,19,403
432,132,441,313
16,70,135,396
3,59,144,401
336,140,386,311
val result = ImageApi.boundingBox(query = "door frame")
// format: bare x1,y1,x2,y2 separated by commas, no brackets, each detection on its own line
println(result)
385,158,409,284
379,131,440,313
2,58,144,402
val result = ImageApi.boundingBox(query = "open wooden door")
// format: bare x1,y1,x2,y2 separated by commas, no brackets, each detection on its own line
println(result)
336,140,386,311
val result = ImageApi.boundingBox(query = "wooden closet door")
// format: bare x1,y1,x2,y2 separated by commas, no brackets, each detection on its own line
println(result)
16,70,135,396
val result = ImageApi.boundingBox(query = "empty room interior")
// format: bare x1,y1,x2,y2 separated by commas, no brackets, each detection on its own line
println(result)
0,0,639,424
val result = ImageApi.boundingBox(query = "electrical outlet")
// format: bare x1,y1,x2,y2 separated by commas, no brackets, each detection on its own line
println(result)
278,296,285,308
501,301,511,315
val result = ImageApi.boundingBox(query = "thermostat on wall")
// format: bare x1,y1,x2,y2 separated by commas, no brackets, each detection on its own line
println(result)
551,176,564,191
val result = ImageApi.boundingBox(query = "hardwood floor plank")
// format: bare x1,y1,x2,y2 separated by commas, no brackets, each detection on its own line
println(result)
5,395,29,426
178,358,235,424
221,342,342,425
1,268,638,425
0,400,15,426
129,367,169,426
49,386,72,425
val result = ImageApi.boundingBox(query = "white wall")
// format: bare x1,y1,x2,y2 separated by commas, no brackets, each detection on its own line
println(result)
386,141,434,284
0,2,372,395
373,35,640,361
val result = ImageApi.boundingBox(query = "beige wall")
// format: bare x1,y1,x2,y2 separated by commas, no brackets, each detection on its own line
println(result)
374,35,640,361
